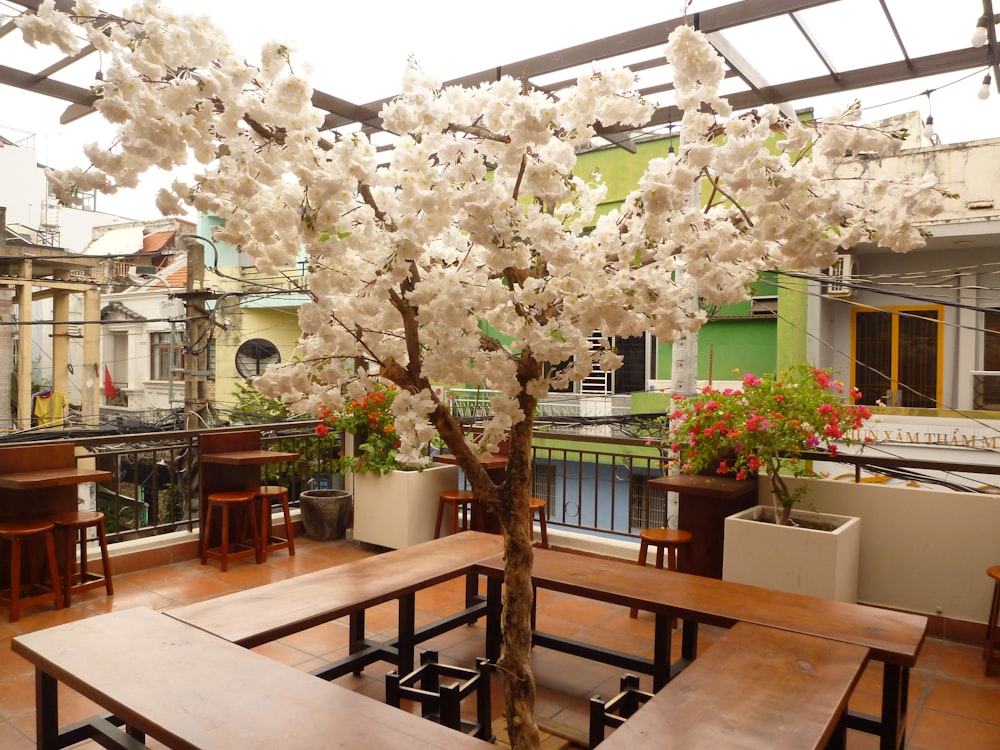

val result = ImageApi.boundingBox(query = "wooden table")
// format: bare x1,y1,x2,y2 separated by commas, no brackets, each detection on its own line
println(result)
475,547,926,750
200,449,300,466
0,443,111,582
12,606,494,750
647,473,758,578
433,452,508,533
595,622,869,750
198,429,298,496
167,530,503,678
197,430,298,552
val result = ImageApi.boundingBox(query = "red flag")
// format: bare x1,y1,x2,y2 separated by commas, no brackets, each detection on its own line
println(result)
104,366,117,399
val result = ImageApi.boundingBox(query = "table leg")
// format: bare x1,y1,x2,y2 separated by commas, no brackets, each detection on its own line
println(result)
485,577,502,661
464,570,479,610
36,670,59,750
652,612,672,691
681,619,699,662
880,664,906,750
349,610,366,676
397,593,416,676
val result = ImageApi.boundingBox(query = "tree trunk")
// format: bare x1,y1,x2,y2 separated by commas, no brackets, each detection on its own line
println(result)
392,360,543,749
767,463,794,526
495,415,541,749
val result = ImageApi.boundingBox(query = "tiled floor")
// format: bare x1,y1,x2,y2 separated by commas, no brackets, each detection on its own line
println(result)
1,536,999,749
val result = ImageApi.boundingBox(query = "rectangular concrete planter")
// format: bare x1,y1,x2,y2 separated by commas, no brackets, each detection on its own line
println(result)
350,464,460,549
722,505,861,602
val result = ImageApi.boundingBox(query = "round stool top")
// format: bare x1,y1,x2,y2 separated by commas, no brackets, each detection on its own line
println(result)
639,527,693,546
50,510,105,527
256,485,289,498
0,518,56,536
529,498,546,510
989,565,1000,583
207,490,256,503
440,490,478,502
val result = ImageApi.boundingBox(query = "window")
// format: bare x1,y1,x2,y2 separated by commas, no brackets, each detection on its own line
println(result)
235,338,280,378
976,310,1000,409
150,331,183,381
852,306,942,407
614,334,656,394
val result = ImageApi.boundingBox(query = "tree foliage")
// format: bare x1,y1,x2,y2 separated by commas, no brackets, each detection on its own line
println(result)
16,4,948,747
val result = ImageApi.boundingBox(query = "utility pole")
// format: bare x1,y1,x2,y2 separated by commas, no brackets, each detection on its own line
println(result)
177,237,216,431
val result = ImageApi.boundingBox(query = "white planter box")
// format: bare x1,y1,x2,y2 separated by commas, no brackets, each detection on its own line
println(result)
722,505,861,602
350,464,459,549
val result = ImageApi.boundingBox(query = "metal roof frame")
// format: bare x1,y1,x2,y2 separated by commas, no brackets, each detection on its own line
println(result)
1,0,997,139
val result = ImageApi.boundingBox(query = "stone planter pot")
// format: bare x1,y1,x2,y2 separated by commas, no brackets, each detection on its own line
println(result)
351,464,460,549
299,489,353,541
722,505,861,602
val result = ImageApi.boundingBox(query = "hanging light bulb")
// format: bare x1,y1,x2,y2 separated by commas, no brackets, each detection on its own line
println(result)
979,73,993,100
973,16,989,47
922,90,936,142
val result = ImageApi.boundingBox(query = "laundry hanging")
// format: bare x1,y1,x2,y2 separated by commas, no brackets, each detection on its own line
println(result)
33,389,67,427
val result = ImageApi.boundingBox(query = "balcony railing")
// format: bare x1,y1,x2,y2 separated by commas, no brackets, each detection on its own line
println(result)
21,422,1000,547
56,422,336,543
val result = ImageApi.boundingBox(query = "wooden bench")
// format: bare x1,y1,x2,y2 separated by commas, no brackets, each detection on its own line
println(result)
592,622,869,750
475,547,927,750
167,530,502,679
11,607,494,750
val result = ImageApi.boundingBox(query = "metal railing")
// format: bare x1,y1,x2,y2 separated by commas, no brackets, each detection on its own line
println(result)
22,421,1000,547
37,421,337,544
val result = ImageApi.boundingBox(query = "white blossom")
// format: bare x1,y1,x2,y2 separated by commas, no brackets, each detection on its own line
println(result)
14,7,946,465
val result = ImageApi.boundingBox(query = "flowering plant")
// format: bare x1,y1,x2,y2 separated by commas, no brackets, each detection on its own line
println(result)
665,363,873,524
316,383,424,475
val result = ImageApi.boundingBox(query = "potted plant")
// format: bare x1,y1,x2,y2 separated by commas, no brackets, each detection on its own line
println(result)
664,363,873,524
664,364,873,601
318,382,458,549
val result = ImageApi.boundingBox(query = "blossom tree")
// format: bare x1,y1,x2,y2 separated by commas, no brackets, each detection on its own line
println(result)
17,2,947,747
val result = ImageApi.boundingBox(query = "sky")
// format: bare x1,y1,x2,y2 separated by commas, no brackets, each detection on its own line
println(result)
1,0,998,221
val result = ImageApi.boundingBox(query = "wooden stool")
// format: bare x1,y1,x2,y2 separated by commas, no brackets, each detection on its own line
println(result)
629,527,693,619
50,511,113,606
0,519,63,622
529,497,549,549
254,485,296,561
985,565,1000,676
435,490,479,538
201,491,260,571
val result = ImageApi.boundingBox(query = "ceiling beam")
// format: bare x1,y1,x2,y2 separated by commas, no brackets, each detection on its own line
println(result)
635,46,990,131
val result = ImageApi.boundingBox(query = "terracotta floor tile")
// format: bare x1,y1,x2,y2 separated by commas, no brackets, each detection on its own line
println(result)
0,674,37,720
415,583,467,613
1,535,995,750
276,620,351,655
923,676,1000,722
0,719,33,749
908,707,1000,749
536,595,620,626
